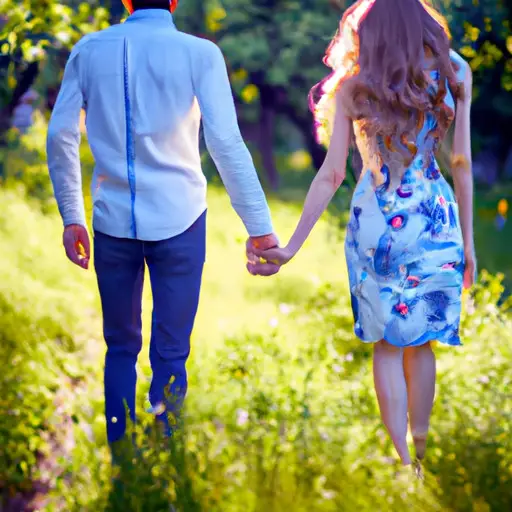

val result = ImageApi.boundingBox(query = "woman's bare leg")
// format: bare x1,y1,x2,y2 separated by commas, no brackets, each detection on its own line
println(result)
373,340,412,465
403,342,436,460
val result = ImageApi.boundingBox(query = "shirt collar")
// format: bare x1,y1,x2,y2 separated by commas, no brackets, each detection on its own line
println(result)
126,9,176,27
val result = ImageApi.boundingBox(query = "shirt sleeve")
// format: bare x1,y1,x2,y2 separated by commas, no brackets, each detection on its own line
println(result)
193,42,273,237
47,44,86,228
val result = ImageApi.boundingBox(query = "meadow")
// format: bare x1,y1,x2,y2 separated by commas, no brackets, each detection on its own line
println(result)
1,117,512,511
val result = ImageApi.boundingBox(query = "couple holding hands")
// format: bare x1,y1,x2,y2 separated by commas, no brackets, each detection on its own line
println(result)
48,0,475,473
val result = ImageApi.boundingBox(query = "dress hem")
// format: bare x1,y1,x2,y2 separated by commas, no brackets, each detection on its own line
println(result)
353,329,462,348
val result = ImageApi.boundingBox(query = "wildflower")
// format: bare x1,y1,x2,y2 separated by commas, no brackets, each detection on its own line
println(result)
322,490,336,500
236,409,249,427
497,199,508,217
279,303,291,315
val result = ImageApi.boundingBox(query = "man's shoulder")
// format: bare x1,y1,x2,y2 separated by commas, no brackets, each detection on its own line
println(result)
72,25,123,53
176,32,222,56
72,25,223,62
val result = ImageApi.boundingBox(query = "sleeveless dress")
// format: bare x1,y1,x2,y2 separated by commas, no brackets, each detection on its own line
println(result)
344,51,467,347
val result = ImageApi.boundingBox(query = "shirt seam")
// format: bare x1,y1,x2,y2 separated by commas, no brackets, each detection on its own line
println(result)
123,37,138,239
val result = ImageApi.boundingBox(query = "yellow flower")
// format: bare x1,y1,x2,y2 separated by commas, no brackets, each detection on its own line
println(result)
497,199,508,216
506,36,512,55
288,150,313,171
231,68,248,83
206,6,227,33
241,84,259,104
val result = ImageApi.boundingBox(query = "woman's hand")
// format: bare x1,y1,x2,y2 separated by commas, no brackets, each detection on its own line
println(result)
463,245,476,289
256,246,295,267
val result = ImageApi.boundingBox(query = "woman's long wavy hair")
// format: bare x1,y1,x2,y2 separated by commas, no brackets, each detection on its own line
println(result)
310,0,462,150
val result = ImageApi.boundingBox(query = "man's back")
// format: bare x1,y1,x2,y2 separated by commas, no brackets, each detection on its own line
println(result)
46,4,278,450
48,9,273,241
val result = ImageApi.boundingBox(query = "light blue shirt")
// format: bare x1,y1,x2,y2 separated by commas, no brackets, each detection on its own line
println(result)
47,9,273,241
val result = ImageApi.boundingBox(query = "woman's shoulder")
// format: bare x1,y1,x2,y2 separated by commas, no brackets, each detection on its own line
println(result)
449,49,470,83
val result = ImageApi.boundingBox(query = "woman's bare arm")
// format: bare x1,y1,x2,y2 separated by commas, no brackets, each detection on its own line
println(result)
285,92,352,257
451,61,476,285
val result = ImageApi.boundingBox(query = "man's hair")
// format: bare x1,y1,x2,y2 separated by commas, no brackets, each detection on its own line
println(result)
132,0,170,10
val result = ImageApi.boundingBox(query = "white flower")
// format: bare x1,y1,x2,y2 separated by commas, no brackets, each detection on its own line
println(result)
322,490,336,500
28,47,45,60
236,409,249,426
279,303,291,315
466,297,476,315
55,31,71,44
345,352,354,362
269,317,279,328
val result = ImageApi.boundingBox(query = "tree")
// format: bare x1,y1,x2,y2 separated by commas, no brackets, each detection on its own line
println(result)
448,0,512,173
0,0,109,142
174,0,347,187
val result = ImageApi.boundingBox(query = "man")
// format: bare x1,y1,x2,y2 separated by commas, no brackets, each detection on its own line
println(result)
47,0,279,447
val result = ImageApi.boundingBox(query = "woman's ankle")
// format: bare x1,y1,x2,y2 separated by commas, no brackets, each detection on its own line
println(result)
412,430,428,459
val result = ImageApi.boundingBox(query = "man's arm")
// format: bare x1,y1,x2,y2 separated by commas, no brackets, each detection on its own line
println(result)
193,42,276,247
47,45,86,229
47,44,90,270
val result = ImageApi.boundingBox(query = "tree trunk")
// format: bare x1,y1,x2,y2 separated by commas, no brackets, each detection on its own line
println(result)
0,61,39,144
275,99,326,170
258,105,280,190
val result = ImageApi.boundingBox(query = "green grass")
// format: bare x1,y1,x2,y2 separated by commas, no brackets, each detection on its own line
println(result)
2,123,512,511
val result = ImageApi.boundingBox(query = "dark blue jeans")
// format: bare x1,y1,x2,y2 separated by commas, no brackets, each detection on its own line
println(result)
94,212,206,444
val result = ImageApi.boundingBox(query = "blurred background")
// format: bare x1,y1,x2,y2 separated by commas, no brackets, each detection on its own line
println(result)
0,1,511,511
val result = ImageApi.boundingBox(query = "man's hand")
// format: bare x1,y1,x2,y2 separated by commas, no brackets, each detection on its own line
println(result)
246,233,280,277
63,224,90,270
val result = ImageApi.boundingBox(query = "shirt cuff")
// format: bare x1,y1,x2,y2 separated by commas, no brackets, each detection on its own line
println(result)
62,210,87,228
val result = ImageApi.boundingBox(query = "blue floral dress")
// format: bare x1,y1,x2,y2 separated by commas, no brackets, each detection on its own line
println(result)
344,51,467,347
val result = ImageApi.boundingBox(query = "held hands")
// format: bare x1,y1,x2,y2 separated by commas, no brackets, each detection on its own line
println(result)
63,224,90,270
246,233,295,277
246,234,280,276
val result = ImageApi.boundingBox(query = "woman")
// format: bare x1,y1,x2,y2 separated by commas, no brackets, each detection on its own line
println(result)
250,0,476,472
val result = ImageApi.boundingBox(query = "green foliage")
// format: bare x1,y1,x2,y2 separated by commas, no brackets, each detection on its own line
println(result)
442,0,512,156
175,0,343,112
2,133,512,511
0,185,102,507
0,0,110,105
